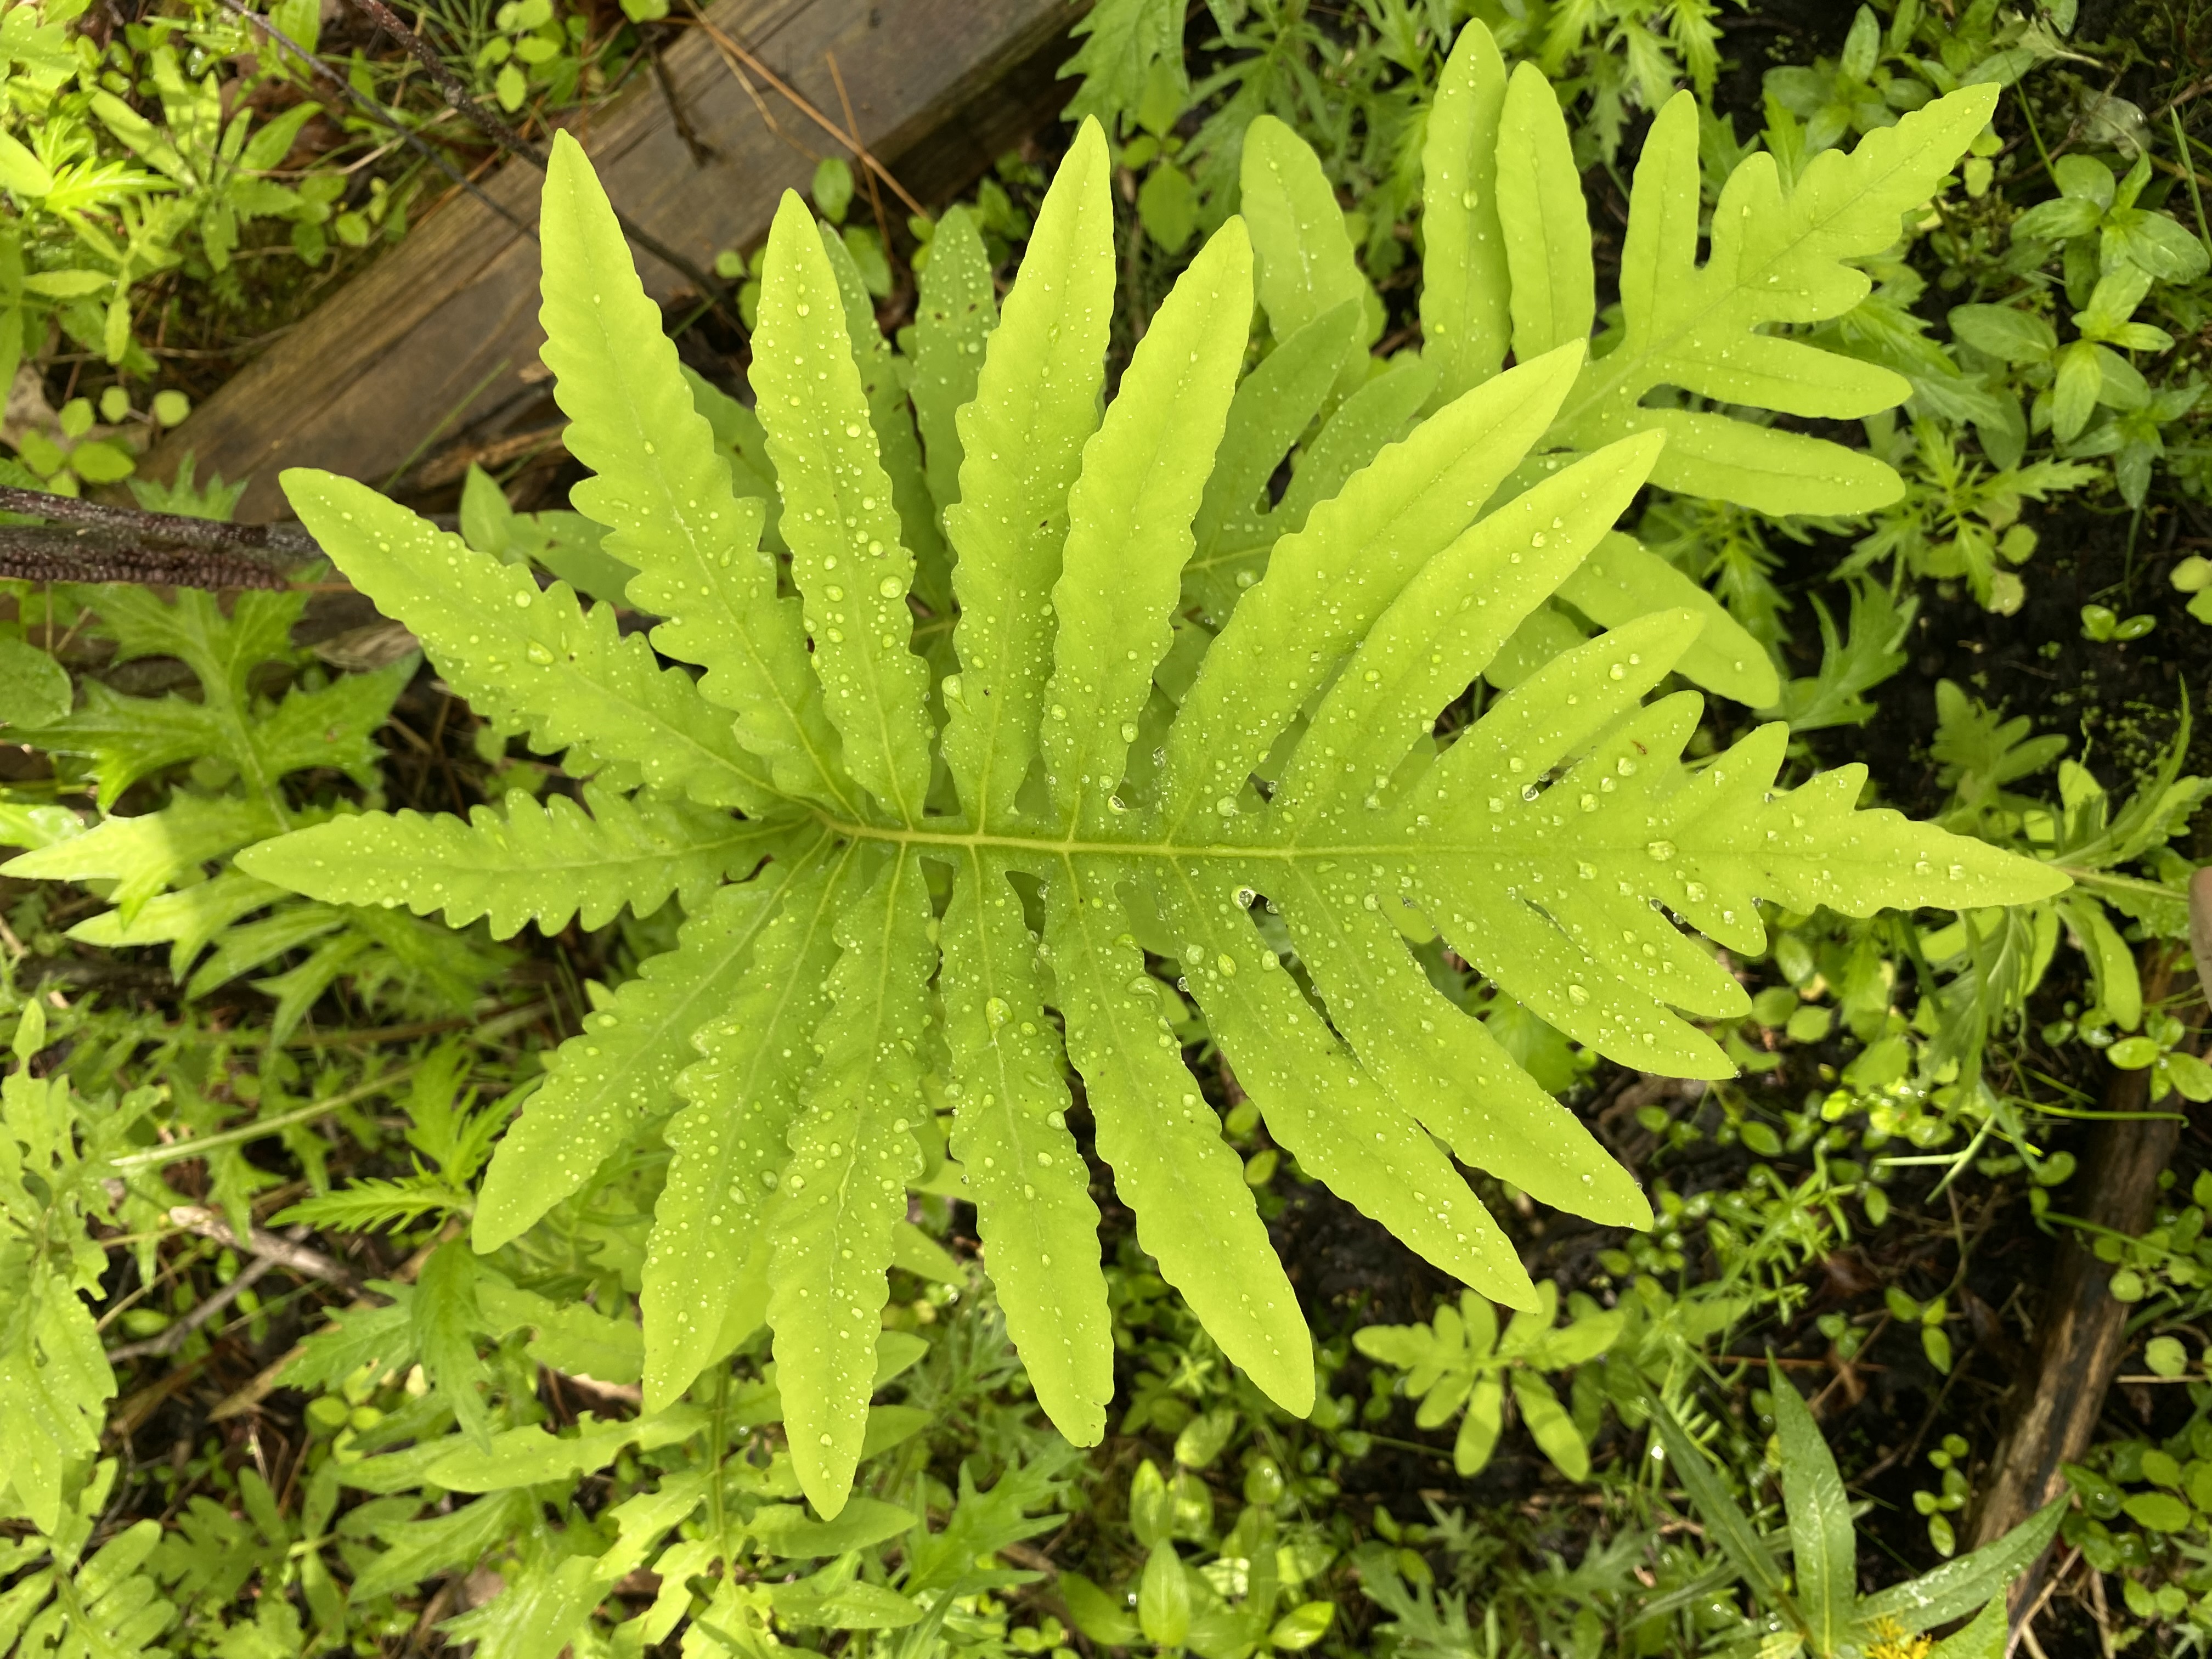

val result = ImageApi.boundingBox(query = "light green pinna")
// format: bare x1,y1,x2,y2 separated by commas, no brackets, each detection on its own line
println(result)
240,23,2060,1516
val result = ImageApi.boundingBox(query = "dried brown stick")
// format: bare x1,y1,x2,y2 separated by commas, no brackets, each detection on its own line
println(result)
105,1222,332,1363
0,488,320,558
1971,946,2202,1625
826,48,894,258
0,530,294,591
166,1205,353,1286
681,7,926,217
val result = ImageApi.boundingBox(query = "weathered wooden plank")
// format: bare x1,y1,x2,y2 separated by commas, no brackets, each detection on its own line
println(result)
153,0,1081,521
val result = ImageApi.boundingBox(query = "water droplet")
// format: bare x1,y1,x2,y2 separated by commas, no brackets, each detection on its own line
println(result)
1646,840,1676,861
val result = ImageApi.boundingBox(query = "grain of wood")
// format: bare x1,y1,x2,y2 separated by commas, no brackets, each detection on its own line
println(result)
150,0,1082,521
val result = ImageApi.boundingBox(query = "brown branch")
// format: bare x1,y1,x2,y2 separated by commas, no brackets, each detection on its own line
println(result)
826,48,895,259
165,1205,354,1286
0,487,319,558
1972,945,2204,1627
0,529,293,591
0,486,335,589
105,1222,332,1364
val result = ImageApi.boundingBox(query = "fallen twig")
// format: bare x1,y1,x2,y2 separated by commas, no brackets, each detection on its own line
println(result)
106,1222,325,1363
165,1205,354,1286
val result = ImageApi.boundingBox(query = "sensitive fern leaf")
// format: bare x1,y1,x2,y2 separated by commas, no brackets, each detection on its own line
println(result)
239,785,785,939
247,106,2062,1518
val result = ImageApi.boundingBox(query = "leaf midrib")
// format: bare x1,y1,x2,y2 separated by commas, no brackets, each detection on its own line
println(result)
806,808,1722,865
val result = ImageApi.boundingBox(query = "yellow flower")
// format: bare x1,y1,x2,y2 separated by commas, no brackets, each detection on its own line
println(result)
1866,1617,1936,1659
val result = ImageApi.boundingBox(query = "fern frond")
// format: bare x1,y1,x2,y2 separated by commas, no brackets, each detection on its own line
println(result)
750,194,935,828
471,852,831,1250
1042,876,1310,1414
275,1176,467,1234
537,134,853,814
1496,63,1596,359
644,851,847,1409
236,786,786,938
1419,21,1511,404
765,846,932,1505
250,96,2066,1521
941,122,1114,831
1240,114,1373,382
280,473,775,812
5,794,279,918
1551,78,2000,512
940,849,1110,1442
1045,216,1251,833
906,205,997,527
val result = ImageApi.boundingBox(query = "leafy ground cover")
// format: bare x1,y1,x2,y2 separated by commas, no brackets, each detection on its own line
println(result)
5,0,2212,1656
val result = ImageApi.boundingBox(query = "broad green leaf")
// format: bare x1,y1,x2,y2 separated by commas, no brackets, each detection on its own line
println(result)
907,204,996,523
941,850,1111,1442
751,193,935,827
473,865,815,1250
2063,894,2141,1028
941,120,1114,830
1495,62,1593,359
1274,355,1438,535
239,127,2069,1520
1240,114,1369,365
66,871,284,981
766,848,933,1515
538,132,854,813
1044,875,1312,1412
1551,80,2001,513
751,1497,917,1558
770,1576,924,1630
1164,341,1588,837
822,225,952,625
1646,1392,1792,1611
1454,1375,1504,1475
643,851,845,1408
1772,1372,1854,1654
1154,874,1533,1307
346,1491,531,1602
1420,20,1511,404
5,795,279,919
1557,533,1782,707
1044,216,1252,833
0,637,70,727
422,1408,703,1492
411,1240,493,1448
1186,298,1358,616
478,1279,645,1382
1927,1597,2007,1659
280,472,771,810
1854,1497,2066,1637
1510,1370,1588,1480
237,786,783,938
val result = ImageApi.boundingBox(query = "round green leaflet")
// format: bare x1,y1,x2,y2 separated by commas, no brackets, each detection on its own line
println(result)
241,111,2064,1516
